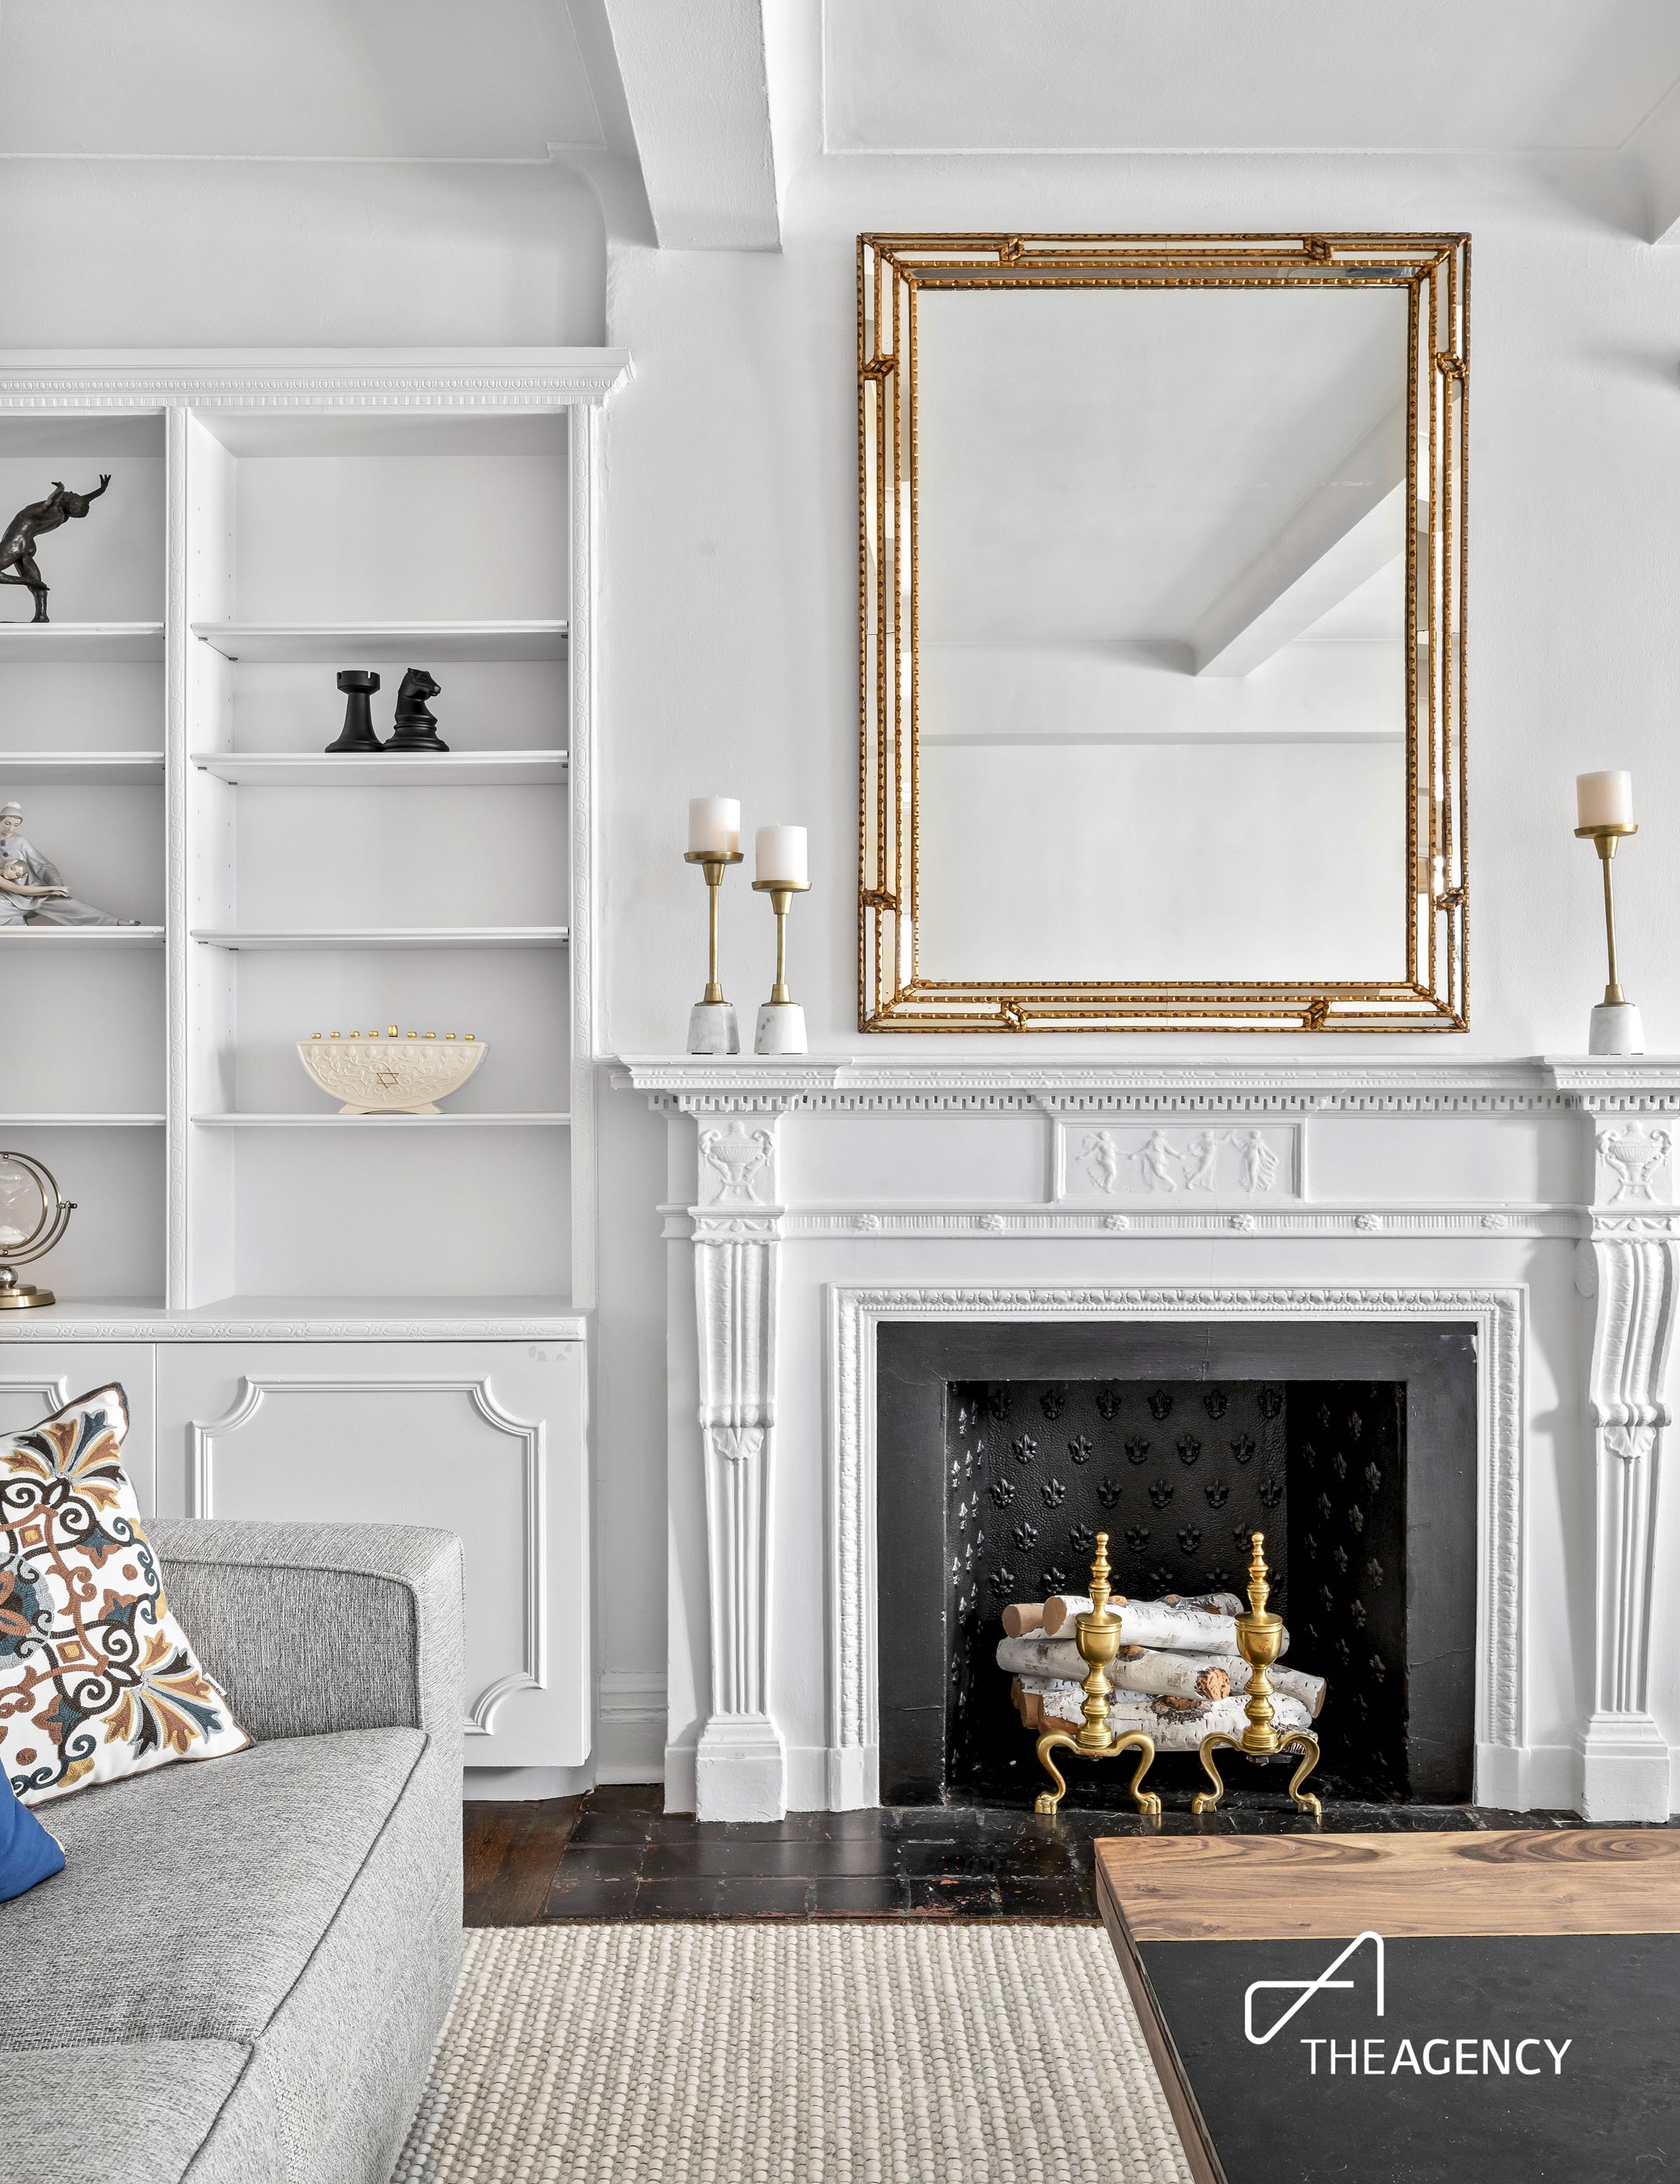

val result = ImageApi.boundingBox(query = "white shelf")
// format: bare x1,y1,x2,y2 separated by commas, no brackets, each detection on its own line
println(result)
0,1114,165,1128
0,623,164,663
0,926,163,946
192,1112,570,1127
183,1294,580,1327
192,622,570,664
0,752,165,783
190,750,568,788
0,1297,586,1340
190,926,569,951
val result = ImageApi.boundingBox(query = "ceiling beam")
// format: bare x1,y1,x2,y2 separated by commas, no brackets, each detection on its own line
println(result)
1625,74,1680,243
1192,409,1406,678
599,0,779,249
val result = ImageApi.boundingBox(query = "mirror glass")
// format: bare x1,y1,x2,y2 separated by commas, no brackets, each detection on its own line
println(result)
859,236,1469,1033
916,286,1407,982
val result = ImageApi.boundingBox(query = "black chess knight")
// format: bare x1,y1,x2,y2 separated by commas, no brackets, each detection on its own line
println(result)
0,477,111,623
387,667,448,752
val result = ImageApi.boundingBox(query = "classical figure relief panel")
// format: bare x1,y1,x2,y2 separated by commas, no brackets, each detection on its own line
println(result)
1057,1121,1303,1203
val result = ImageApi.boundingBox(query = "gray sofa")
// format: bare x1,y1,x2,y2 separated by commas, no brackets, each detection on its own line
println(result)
0,1520,465,2184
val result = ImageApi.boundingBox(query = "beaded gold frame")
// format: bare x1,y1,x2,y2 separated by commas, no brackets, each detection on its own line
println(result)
858,232,1471,1034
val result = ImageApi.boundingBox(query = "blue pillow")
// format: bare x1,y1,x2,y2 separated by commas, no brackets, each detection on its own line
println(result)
1,1770,62,1900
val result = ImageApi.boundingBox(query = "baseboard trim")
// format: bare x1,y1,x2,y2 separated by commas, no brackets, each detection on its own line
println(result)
664,1741,697,1814
463,1765,592,1802
656,1740,1644,1819
596,1669,666,1785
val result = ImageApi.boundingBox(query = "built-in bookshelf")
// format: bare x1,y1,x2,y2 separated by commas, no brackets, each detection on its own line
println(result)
0,354,626,1320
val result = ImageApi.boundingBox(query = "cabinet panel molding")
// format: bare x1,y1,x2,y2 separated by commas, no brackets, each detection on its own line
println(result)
0,1345,158,1507
158,1340,587,1769
188,1372,545,1738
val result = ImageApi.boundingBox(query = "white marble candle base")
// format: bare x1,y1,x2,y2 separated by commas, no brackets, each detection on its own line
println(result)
754,1002,807,1056
1589,1002,1645,1056
688,1001,741,1056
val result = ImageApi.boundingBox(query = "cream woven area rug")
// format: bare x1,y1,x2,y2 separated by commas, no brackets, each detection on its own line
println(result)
392,1923,1194,2183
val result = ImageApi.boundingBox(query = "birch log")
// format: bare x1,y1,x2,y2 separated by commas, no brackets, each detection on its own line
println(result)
1021,1681,1313,1745
1052,1644,1323,1716
1000,1602,1047,1637
1001,1602,1288,1669
1042,1589,1239,1637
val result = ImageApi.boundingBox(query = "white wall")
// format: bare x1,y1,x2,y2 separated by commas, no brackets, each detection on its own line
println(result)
13,138,1680,1791
599,152,1680,1058
593,150,1680,1789
0,159,606,347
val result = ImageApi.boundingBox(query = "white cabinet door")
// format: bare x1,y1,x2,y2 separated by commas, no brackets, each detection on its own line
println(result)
155,1340,588,1770
0,1346,157,1508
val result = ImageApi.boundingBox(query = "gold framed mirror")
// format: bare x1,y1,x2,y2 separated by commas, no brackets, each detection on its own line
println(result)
858,232,1469,1033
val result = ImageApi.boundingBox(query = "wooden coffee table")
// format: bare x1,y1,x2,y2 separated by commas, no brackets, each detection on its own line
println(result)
1095,1830,1680,2184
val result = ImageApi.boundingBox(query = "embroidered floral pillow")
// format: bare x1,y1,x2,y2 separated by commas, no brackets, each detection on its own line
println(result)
0,1384,248,1805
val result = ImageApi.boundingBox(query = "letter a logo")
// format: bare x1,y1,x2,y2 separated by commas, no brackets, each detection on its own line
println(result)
1244,1931,1385,2045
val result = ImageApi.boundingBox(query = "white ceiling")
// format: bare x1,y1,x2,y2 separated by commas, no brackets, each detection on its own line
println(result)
825,0,1680,155
0,0,604,158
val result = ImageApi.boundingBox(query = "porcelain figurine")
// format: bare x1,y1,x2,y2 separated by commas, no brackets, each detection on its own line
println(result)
386,667,448,752
0,477,111,624
0,802,137,926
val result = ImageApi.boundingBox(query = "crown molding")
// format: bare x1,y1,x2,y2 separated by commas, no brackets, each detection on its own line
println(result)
0,349,631,409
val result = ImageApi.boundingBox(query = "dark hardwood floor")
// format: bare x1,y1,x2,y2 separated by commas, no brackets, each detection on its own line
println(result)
463,1784,1602,1927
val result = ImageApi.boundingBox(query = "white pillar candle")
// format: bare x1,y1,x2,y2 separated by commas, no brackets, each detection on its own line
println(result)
755,824,808,887
687,797,741,856
1576,771,1634,830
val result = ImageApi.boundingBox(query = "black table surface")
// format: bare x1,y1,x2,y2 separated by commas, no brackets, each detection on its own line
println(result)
1140,1931,1679,2183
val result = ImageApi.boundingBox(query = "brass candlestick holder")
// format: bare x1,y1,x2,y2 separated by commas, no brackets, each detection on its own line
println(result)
1032,1532,1161,1818
752,877,811,1056
1574,820,1643,1056
1190,1531,1321,1819
685,849,743,1055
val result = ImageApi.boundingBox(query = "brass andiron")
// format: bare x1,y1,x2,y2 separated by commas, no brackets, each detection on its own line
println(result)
1033,1532,1161,1818
1191,1531,1322,1820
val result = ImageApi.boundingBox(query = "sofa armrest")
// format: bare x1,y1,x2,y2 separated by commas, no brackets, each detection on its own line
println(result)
144,1518,464,1749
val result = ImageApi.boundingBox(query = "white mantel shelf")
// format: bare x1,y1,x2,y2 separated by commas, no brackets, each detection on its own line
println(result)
617,1054,1680,1110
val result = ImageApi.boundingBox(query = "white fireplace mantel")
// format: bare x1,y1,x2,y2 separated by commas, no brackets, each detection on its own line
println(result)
617,1056,1680,1823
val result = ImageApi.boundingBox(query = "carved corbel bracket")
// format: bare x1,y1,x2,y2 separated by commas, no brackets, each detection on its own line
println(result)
1549,1063,1680,1819
687,1102,787,1819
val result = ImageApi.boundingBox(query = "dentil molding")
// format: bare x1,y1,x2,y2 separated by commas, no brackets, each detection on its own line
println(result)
617,1054,1680,1116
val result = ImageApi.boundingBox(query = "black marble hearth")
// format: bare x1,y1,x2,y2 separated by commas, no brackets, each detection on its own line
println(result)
876,1322,1477,1807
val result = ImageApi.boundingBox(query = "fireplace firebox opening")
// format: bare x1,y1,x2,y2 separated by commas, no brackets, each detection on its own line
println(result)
876,1322,1477,1808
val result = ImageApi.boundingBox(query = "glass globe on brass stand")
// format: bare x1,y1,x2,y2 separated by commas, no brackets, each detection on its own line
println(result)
0,1152,76,1308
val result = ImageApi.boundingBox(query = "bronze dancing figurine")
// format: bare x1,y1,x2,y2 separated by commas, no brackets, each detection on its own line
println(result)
0,477,112,624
